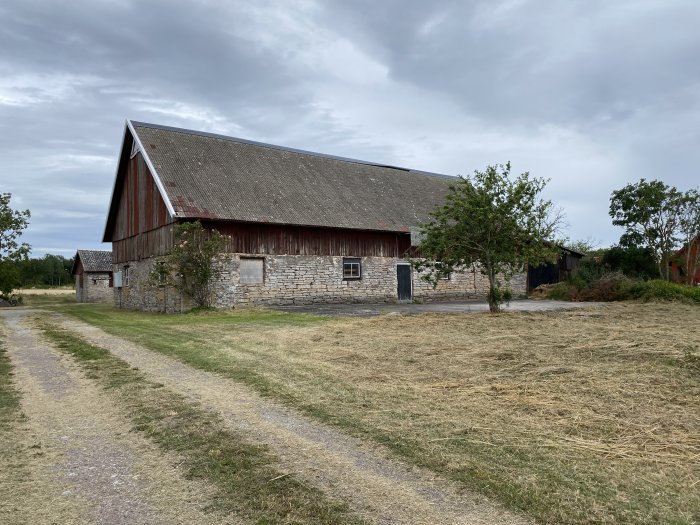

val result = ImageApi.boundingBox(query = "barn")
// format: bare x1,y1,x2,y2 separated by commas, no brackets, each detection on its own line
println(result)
103,120,526,311
72,250,113,303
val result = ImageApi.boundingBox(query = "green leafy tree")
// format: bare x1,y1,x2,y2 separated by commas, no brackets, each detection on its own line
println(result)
560,238,599,255
609,179,683,280
413,162,562,313
600,245,657,280
151,221,226,308
676,189,700,285
0,193,30,295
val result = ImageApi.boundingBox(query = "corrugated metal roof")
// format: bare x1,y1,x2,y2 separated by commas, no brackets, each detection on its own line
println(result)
74,250,112,273
129,121,456,232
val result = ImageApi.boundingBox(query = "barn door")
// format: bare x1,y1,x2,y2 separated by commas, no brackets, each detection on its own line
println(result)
397,264,412,301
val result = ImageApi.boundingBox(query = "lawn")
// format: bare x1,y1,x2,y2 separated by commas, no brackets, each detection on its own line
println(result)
56,301,700,525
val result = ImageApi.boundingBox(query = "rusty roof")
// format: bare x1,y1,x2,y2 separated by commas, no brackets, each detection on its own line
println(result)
104,120,457,240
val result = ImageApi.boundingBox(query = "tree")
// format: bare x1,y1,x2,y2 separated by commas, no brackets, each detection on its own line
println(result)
609,179,682,280
676,189,700,285
0,193,30,295
151,221,226,308
600,245,657,280
413,162,562,313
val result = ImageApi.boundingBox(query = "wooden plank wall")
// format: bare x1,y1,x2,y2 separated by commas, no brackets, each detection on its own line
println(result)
113,224,174,263
113,222,412,263
205,221,412,258
111,153,171,241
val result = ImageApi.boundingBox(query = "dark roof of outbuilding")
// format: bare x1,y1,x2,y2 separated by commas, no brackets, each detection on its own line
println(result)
105,120,457,239
72,250,112,274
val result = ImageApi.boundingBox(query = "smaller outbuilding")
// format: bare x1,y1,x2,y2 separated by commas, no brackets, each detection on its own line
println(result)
527,246,585,292
72,250,113,303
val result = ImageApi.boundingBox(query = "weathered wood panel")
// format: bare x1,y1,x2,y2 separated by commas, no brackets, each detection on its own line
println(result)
114,221,413,263
204,221,412,258
110,152,172,241
112,224,174,263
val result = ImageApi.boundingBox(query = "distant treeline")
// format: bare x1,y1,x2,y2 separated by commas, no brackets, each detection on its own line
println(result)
0,254,75,290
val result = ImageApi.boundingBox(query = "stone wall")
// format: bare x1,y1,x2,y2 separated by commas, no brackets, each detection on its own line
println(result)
113,254,526,312
113,258,184,313
75,272,112,303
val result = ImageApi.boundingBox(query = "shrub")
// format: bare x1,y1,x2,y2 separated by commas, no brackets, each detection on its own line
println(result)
626,280,700,303
576,273,632,302
540,275,700,303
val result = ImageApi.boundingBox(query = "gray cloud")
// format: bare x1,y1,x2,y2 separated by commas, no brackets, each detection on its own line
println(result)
1,0,699,256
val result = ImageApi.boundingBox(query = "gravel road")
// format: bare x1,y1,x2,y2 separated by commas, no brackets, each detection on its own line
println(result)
56,312,533,525
0,309,223,525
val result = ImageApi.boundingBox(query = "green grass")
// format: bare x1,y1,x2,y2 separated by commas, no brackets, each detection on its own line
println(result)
38,322,364,525
53,303,700,525
0,338,21,422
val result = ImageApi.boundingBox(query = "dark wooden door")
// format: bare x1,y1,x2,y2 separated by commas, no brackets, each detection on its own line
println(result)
397,265,412,301
527,262,560,291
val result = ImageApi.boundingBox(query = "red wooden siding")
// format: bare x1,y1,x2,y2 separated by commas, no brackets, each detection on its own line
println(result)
113,221,413,263
113,224,174,263
670,238,700,286
110,153,171,241
205,221,412,258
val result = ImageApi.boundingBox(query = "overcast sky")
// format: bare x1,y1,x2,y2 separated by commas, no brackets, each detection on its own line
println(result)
2,0,699,257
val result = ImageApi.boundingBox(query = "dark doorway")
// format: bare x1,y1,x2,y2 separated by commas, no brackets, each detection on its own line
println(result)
527,262,560,291
397,264,412,301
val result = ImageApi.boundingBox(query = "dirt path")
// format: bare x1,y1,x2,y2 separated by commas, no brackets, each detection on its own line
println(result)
0,309,224,525
55,313,533,525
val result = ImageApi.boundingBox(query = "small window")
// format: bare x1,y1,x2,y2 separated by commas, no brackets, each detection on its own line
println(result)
240,258,264,284
436,262,451,280
343,258,361,280
123,266,130,287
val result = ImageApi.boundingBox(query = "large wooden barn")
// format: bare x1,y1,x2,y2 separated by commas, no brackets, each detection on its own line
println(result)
103,120,525,311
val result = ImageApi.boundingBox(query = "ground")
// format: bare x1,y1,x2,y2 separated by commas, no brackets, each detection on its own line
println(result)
1,294,698,524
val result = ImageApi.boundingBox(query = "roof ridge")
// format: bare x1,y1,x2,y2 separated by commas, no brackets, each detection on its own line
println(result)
128,120,455,180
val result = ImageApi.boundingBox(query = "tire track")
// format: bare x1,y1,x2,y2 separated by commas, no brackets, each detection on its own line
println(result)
55,312,532,525
0,309,223,525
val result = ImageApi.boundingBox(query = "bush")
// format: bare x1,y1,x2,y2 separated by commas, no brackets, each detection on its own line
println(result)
540,275,700,303
626,280,700,303
576,273,632,302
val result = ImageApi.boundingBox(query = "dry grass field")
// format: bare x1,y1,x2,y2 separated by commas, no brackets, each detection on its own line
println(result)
57,301,700,524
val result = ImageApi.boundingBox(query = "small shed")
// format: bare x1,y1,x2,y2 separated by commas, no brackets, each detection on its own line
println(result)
72,250,113,303
527,247,585,292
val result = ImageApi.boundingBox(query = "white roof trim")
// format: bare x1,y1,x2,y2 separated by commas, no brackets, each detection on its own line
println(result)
126,119,177,218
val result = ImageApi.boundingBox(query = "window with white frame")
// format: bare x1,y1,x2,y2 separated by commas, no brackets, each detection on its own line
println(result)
239,257,264,284
123,265,130,287
343,258,361,280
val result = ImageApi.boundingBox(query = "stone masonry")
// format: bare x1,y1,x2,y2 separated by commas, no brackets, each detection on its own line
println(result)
76,272,112,303
113,254,526,312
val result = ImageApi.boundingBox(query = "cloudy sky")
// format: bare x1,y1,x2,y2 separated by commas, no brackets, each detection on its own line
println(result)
1,0,699,257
